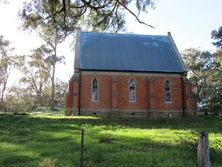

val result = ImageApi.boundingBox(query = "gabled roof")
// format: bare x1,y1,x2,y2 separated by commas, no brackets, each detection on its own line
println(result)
74,30,187,73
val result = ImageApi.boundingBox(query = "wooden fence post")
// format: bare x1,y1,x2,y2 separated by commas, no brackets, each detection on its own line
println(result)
197,132,211,167
80,129,84,167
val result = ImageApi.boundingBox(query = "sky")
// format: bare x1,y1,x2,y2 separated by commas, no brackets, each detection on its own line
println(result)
0,0,221,83
126,0,222,52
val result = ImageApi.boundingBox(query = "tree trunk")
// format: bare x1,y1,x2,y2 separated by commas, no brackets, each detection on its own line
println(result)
38,81,43,106
50,62,55,110
0,88,4,104
0,84,3,103
1,77,7,104
37,92,43,107
50,37,57,111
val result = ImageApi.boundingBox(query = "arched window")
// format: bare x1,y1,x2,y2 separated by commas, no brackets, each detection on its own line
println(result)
165,80,172,102
129,79,136,102
92,78,99,101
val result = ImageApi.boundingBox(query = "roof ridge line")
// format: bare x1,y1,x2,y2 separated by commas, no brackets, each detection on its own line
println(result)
81,31,167,37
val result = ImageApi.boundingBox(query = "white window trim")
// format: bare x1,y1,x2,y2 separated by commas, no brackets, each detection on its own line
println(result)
129,78,136,102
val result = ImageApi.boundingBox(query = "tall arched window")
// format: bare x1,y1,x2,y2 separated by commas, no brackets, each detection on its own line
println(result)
92,78,99,101
129,79,136,102
165,80,172,102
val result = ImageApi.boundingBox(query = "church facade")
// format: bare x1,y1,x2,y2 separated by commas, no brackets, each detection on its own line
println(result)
65,29,195,117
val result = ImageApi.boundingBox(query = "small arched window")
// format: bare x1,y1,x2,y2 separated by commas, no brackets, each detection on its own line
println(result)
165,80,172,102
92,78,99,101
129,79,136,102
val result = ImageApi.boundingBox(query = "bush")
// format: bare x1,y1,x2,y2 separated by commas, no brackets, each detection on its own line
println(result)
39,158,57,167
177,136,197,152
207,139,222,164
3,95,38,113
98,135,114,144
0,102,5,112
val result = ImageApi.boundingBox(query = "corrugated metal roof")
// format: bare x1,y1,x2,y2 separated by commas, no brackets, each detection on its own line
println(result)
76,31,187,73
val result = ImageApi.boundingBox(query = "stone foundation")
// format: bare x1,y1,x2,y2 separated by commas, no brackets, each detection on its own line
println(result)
66,108,195,117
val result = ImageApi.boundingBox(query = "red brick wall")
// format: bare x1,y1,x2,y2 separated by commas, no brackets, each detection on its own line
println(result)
80,74,112,110
66,71,195,115
185,82,196,110
117,75,149,110
73,80,79,109
152,77,182,110
66,72,195,113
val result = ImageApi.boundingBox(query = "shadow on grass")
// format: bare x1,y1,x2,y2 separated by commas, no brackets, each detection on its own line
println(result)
0,113,222,167
9,114,221,133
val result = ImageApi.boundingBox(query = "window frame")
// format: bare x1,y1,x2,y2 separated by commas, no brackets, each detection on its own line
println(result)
91,78,99,102
129,78,136,102
164,79,172,103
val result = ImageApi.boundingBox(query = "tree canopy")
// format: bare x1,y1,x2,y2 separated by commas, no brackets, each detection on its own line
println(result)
211,26,222,48
20,0,155,33
182,26,222,113
15,47,50,106
182,49,214,106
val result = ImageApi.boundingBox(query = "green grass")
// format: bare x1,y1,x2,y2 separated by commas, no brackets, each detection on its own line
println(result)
0,111,222,167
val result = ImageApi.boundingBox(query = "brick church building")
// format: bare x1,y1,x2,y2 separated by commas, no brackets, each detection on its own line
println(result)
65,29,195,117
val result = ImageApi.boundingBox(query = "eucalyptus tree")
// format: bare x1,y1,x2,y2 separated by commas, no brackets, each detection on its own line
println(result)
181,27,222,112
0,35,14,105
182,49,215,108
38,26,65,110
15,46,50,106
20,0,155,33
182,47,221,112
21,15,65,110
212,26,222,48
210,26,222,112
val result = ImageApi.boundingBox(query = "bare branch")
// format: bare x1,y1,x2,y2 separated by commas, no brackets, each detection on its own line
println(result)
116,0,155,29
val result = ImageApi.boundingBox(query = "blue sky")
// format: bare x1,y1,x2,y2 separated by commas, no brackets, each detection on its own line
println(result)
127,0,222,52
0,0,221,82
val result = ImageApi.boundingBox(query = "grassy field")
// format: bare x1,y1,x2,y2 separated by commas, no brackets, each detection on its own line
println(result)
0,110,222,167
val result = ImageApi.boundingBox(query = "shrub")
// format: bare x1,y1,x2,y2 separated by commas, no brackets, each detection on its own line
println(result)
98,135,113,144
177,136,197,152
39,158,57,167
211,139,222,162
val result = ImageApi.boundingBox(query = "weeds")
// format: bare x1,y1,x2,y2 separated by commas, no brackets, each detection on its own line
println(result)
98,135,114,144
177,136,197,151
39,158,57,167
